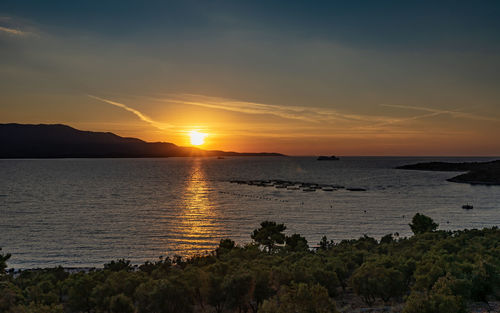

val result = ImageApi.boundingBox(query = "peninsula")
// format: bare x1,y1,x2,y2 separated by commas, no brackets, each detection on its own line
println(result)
0,124,284,158
396,160,500,185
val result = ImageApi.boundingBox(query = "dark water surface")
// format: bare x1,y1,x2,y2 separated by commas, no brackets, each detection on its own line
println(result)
1,157,499,268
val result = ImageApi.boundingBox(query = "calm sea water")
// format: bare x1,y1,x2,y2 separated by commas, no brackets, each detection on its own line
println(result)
1,157,499,269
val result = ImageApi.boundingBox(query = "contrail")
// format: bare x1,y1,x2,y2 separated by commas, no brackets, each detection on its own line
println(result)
88,95,173,130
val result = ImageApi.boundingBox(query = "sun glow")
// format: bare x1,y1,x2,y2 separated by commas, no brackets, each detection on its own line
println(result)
189,131,207,146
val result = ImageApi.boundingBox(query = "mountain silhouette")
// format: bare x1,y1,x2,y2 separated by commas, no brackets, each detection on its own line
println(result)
0,124,284,158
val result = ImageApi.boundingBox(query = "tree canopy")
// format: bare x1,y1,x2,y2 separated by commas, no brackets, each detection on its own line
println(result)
251,221,287,253
409,213,439,235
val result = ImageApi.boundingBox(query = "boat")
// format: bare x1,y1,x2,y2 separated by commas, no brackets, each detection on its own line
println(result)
462,204,473,210
321,186,335,191
217,156,225,159
317,155,340,161
302,188,316,192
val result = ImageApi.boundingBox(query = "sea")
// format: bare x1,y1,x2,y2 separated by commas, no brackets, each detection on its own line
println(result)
1,156,499,269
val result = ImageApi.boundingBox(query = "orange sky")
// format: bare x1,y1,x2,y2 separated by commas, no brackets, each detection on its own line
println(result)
3,92,498,156
1,2,500,155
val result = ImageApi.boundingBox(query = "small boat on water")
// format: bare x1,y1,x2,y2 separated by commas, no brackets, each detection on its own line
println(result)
462,204,473,210
322,186,335,191
302,188,316,192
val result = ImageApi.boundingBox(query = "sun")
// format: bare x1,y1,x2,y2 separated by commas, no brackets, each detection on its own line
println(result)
189,131,207,146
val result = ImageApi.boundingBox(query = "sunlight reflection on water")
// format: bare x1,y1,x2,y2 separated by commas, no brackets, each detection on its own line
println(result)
177,158,220,253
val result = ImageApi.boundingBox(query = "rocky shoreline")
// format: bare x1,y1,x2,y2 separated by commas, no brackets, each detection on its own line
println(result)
396,160,500,185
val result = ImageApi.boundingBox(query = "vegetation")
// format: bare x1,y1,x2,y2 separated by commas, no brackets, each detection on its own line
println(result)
250,221,287,253
409,213,439,235
1,214,499,313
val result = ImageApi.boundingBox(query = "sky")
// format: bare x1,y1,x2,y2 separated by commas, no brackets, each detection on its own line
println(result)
1,1,500,155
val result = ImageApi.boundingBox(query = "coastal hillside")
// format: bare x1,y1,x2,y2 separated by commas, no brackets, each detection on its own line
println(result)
0,124,283,158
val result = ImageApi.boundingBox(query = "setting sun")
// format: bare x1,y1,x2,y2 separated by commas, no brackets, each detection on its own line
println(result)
189,131,207,146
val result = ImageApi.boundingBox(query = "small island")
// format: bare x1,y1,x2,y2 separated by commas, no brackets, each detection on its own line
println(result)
317,155,340,161
396,159,500,185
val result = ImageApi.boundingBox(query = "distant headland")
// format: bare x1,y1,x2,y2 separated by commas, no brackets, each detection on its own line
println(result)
0,124,284,158
397,160,500,185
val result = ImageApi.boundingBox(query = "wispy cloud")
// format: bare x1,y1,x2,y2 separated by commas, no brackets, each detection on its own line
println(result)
88,93,496,141
0,16,38,37
381,104,499,122
363,111,445,129
146,93,489,134
88,95,173,130
153,93,380,124
0,25,27,36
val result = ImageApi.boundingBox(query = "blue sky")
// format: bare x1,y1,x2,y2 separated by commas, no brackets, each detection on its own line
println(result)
3,1,499,48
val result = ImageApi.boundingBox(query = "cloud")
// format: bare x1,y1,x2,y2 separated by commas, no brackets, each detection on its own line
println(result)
144,93,481,134
153,93,380,124
0,16,38,37
88,95,173,130
88,93,496,141
381,104,499,122
0,26,27,36
363,111,445,129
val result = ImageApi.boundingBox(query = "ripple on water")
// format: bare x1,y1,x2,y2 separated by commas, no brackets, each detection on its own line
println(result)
0,156,499,268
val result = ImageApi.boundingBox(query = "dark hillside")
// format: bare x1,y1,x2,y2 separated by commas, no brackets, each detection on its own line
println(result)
0,124,283,158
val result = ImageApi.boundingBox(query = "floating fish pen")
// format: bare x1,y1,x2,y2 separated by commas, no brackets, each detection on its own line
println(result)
229,179,366,192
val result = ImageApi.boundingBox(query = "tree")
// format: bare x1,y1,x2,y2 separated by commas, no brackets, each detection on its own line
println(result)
403,274,466,313
91,270,145,312
216,238,236,257
285,234,309,252
0,248,11,275
380,233,394,244
135,279,192,313
409,213,438,235
104,259,133,272
318,236,334,250
0,281,24,312
470,260,498,303
351,261,406,305
110,294,135,313
251,221,286,253
65,273,96,313
259,283,338,313
207,273,226,313
248,268,274,313
223,272,253,313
